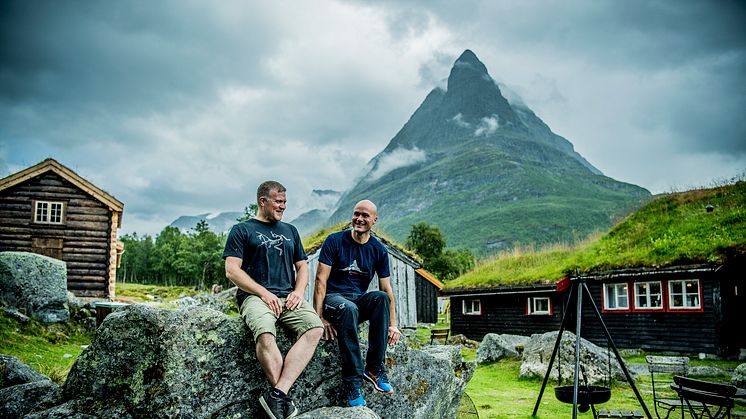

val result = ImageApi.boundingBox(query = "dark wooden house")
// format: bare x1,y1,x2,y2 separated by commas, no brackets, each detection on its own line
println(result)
303,226,442,328
442,261,746,356
414,268,444,324
0,158,124,298
577,262,745,356
441,281,565,341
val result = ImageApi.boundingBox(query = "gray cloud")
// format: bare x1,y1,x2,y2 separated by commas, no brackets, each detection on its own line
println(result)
1,0,744,236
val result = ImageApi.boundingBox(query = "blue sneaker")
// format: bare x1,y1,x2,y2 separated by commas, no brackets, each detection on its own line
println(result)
364,370,395,394
346,384,366,407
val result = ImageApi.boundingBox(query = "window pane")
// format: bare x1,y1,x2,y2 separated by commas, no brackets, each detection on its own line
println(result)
36,202,48,222
607,286,616,308
617,284,628,308
50,203,62,223
537,299,548,312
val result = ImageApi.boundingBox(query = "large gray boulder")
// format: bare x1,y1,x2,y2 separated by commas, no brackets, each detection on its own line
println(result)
0,252,69,323
475,333,528,364
0,380,61,418
520,331,628,385
297,406,381,418
1,354,50,388
29,304,472,418
732,363,746,389
0,354,61,417
170,293,231,313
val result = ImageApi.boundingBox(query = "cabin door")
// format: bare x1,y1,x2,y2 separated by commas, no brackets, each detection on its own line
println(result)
31,237,63,260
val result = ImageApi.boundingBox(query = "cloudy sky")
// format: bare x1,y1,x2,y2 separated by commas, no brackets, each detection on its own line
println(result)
2,0,744,236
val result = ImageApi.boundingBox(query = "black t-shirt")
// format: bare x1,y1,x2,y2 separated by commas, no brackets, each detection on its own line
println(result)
318,230,390,295
222,218,307,307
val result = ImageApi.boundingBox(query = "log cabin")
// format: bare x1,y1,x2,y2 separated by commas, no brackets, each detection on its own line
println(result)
0,158,124,298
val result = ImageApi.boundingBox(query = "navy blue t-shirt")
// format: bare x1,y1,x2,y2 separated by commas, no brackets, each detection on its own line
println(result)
222,219,306,308
318,230,390,295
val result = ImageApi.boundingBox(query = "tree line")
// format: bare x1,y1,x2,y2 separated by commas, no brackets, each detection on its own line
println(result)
117,206,256,290
117,221,228,290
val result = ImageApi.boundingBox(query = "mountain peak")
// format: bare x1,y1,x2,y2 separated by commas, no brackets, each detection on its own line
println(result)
456,49,481,65
451,49,490,80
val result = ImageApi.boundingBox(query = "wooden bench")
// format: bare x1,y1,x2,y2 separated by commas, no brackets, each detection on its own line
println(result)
429,328,450,345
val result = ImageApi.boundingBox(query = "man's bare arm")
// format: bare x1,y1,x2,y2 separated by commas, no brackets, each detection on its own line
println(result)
224,256,282,316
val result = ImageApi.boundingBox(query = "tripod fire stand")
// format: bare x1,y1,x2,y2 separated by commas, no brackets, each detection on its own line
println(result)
531,277,652,419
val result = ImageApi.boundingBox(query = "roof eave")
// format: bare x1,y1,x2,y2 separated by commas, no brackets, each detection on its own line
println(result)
0,159,124,223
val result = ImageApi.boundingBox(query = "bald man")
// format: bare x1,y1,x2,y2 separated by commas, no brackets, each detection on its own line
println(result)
313,200,401,407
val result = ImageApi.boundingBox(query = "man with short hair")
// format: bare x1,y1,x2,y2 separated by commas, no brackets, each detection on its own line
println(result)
313,199,402,407
224,180,323,419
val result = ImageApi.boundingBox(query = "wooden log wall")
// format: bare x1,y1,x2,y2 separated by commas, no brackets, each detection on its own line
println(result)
0,172,112,297
306,251,418,328
450,293,563,341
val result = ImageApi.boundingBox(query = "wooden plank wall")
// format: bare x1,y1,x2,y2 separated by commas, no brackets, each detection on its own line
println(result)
581,276,720,354
306,251,418,328
415,276,438,323
450,293,563,341
0,172,111,297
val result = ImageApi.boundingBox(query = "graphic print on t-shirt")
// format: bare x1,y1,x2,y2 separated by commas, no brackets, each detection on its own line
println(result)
257,231,290,255
341,260,368,279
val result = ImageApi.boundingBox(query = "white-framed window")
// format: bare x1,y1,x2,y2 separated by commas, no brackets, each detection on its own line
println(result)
463,299,481,315
33,201,65,225
668,279,701,310
634,281,663,310
527,297,552,315
603,283,629,310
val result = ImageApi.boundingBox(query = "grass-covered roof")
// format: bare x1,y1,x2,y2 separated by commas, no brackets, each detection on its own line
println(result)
445,180,746,290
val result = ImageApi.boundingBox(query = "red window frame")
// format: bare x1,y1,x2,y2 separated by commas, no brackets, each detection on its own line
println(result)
602,282,631,313
633,281,664,311
601,278,704,314
667,279,704,313
526,296,553,316
462,299,482,315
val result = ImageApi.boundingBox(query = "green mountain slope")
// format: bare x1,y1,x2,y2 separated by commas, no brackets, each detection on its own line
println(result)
329,50,650,255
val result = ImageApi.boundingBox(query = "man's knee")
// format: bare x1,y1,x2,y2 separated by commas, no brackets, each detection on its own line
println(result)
369,291,389,306
256,332,276,348
335,300,359,318
303,326,324,342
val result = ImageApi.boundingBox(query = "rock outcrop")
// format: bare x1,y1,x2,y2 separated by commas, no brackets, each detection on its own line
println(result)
0,252,69,323
0,354,51,388
0,354,61,418
475,333,528,364
732,363,746,389
520,331,628,385
26,304,472,418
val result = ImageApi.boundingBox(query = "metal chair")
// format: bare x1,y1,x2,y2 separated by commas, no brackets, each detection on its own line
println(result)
672,375,737,419
646,356,692,419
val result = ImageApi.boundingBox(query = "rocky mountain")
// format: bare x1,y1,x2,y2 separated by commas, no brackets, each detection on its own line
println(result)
328,50,650,255
289,189,343,236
